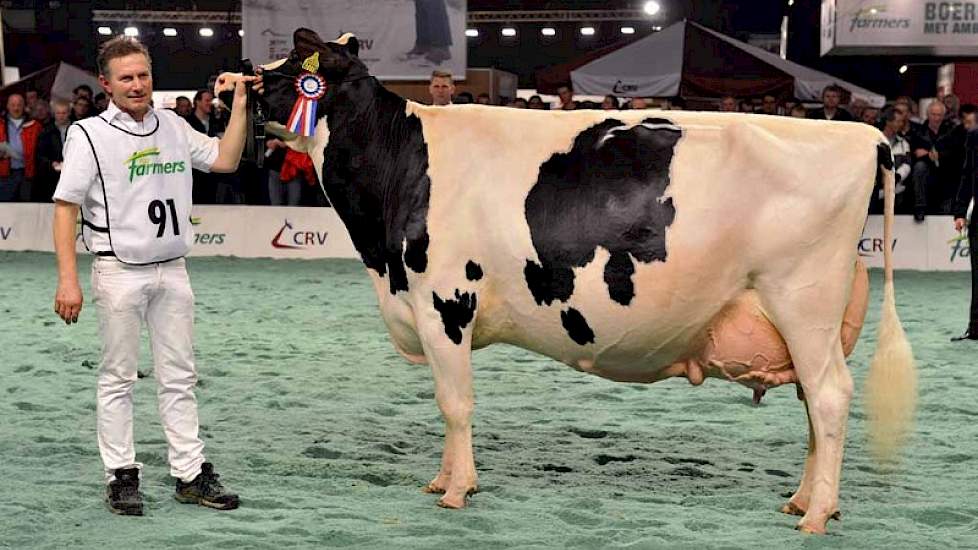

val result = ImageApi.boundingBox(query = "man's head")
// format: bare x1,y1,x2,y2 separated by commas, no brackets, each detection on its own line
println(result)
629,97,648,110
455,91,473,104
72,96,92,119
94,92,109,112
175,96,192,117
25,89,39,107
428,70,455,106
97,36,153,117
556,85,573,105
32,100,50,122
761,95,778,114
881,106,905,135
6,93,25,119
193,89,213,116
943,93,960,119
527,95,545,109
822,85,844,109
719,96,737,112
861,107,880,126
475,92,491,105
602,95,619,110
926,100,947,127
73,84,93,101
790,104,807,118
961,104,978,132
52,99,71,126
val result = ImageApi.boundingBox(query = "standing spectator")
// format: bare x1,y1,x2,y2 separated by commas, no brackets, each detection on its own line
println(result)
951,105,978,341
527,95,546,109
475,93,491,106
25,88,40,118
34,99,72,202
32,100,52,126
719,95,738,112
93,92,109,114
71,96,93,121
428,70,454,106
943,94,961,125
265,138,303,206
174,96,192,117
807,85,854,121
861,106,880,127
601,95,620,111
556,84,577,111
72,84,93,102
893,101,916,139
909,101,955,220
185,90,225,204
760,94,779,115
871,106,912,214
895,95,922,123
0,93,42,202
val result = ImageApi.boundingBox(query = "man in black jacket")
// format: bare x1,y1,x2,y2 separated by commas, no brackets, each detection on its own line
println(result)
910,101,957,220
34,99,71,202
952,106,978,341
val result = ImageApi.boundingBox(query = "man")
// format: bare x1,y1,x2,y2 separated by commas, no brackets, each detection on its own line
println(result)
807,85,854,121
71,96,93,121
760,94,779,115
719,95,738,112
629,97,648,110
93,92,109,114
73,84,93,102
34,99,71,202
174,96,192,117
25,88,40,117
185,90,226,204
952,104,978,341
861,106,880,127
556,84,577,111
51,35,254,516
428,70,454,106
0,93,42,202
32,99,52,127
909,101,955,220
871,106,912,214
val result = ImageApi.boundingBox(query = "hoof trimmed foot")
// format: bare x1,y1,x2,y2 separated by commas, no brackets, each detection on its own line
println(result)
780,501,806,517
422,483,446,494
796,521,826,535
435,486,478,509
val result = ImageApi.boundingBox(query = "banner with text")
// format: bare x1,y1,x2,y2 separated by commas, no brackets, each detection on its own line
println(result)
242,0,467,80
821,0,978,55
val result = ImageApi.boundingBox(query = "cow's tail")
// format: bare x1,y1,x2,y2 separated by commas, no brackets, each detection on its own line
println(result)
865,142,917,464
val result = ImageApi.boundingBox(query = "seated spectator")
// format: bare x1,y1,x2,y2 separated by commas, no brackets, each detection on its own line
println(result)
174,95,192,117
508,98,528,109
719,95,738,112
944,93,961,125
789,105,807,118
760,94,779,115
895,95,922,123
861,106,880,127
527,95,546,109
455,91,474,104
556,84,577,110
628,97,648,110
808,85,854,121
871,106,912,214
601,95,620,111
25,88,40,118
70,96,92,121
0,93,42,202
848,98,868,121
475,93,492,105
909,100,956,219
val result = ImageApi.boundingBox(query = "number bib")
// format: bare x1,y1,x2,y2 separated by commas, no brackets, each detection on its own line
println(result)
74,111,194,264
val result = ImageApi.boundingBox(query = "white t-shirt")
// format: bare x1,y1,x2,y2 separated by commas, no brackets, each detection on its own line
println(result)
53,101,220,263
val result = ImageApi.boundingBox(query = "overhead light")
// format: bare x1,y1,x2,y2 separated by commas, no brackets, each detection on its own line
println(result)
644,1,661,16
580,26,596,36
238,29,244,37
199,27,214,37
869,8,878,14
541,27,556,36
163,27,177,37
899,64,908,74
97,26,112,35
620,26,636,34
501,27,516,37
123,26,138,37
465,28,479,37
788,0,795,5
652,25,663,31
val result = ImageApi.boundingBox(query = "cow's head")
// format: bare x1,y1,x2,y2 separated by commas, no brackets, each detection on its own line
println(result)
260,28,367,137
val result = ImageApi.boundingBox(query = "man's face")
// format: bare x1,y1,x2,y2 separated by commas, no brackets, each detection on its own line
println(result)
823,90,841,109
99,53,153,117
557,87,572,104
631,97,647,110
25,91,38,106
176,98,191,116
720,97,737,112
6,95,24,119
196,92,213,115
429,76,454,105
76,89,91,100
761,96,777,113
964,112,977,132
927,103,946,127
861,108,879,125
54,104,70,125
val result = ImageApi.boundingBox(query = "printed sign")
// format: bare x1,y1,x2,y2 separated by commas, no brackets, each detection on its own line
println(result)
822,0,978,55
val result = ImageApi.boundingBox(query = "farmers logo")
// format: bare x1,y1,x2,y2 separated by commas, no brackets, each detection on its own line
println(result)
847,5,911,32
271,219,328,249
125,147,186,183
191,216,226,245
949,234,971,263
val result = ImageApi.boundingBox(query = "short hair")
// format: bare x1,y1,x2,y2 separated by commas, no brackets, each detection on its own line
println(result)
176,95,191,104
557,83,573,92
927,100,947,113
96,36,151,77
790,104,807,116
430,70,452,81
881,106,900,123
822,85,844,96
52,99,71,111
193,89,212,104
960,103,978,117
72,84,92,96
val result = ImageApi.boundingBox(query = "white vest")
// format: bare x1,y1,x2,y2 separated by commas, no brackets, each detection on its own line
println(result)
75,111,194,264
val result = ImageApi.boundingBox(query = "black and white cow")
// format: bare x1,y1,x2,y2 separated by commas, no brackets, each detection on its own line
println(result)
249,29,916,534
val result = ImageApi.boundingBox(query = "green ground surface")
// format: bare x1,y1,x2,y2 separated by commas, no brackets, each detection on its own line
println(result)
1,251,975,549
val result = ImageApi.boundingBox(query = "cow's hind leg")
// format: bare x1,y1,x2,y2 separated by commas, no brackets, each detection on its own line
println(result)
417,293,479,509
758,276,854,534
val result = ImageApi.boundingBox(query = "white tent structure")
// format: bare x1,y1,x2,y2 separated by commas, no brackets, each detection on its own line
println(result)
569,20,886,108
0,62,101,103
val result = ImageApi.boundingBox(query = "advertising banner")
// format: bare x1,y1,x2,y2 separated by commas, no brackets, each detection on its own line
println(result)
242,0,467,80
822,0,978,56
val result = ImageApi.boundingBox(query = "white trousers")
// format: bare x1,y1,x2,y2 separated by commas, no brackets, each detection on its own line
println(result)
92,257,205,483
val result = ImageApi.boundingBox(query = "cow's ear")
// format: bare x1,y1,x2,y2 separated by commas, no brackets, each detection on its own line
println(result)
345,36,359,57
293,28,325,58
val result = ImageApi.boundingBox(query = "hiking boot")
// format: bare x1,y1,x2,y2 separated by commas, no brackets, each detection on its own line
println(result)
106,467,144,516
174,462,239,510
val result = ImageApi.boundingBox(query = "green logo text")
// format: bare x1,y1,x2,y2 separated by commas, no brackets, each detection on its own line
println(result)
125,147,186,183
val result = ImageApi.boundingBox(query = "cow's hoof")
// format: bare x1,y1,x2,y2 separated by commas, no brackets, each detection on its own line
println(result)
435,485,478,509
780,501,806,516
422,482,446,494
795,521,826,535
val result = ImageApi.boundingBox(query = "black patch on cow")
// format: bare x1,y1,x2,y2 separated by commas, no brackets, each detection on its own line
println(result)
432,290,478,345
260,40,430,295
876,142,893,192
561,307,595,345
465,261,483,281
524,118,682,307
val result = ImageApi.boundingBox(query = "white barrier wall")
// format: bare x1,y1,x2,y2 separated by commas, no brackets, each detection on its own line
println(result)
0,204,970,270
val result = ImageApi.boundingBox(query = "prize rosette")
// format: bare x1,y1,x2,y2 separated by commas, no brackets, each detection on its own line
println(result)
286,72,327,137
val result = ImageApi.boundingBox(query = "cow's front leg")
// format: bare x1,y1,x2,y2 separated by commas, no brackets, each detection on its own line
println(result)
418,290,479,508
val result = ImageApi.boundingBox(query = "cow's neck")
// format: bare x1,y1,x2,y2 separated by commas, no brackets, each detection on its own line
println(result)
320,78,431,295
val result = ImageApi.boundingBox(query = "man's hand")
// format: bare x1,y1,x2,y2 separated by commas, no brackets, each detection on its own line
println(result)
914,148,929,159
54,279,83,324
928,150,939,163
214,72,259,110
955,217,967,232
52,161,63,172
